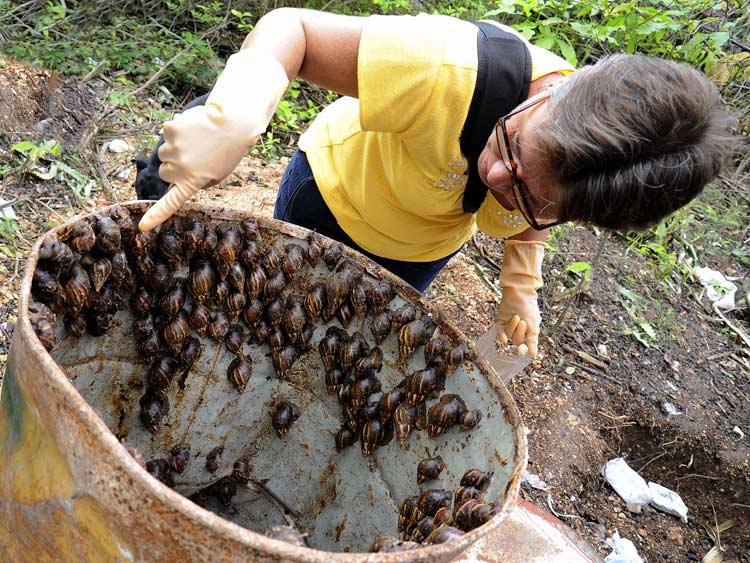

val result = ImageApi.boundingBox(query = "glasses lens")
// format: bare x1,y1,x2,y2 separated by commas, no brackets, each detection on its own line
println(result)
512,182,537,227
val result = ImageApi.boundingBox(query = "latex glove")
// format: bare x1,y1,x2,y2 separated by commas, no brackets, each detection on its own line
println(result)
495,240,545,359
139,50,289,231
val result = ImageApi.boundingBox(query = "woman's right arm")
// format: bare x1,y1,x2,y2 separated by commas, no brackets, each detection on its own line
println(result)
138,9,365,231
242,8,364,98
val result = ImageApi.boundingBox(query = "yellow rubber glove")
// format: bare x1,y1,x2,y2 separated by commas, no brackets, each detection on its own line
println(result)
138,50,289,232
496,240,545,359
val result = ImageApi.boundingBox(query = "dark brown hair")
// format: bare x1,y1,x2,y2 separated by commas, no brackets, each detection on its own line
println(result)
538,54,738,231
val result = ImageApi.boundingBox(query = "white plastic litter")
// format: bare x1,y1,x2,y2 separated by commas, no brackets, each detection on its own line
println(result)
603,458,689,522
692,266,737,310
734,426,745,440
601,458,652,505
521,471,548,491
108,139,133,153
0,199,17,220
605,530,644,563
648,482,688,523
661,402,682,416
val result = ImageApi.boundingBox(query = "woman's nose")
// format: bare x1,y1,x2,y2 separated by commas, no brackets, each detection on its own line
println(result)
486,159,511,189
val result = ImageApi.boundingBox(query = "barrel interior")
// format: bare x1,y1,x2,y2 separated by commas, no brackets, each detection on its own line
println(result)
41,205,519,554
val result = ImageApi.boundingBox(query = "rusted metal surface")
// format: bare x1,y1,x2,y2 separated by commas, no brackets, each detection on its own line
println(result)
0,202,528,563
451,499,603,563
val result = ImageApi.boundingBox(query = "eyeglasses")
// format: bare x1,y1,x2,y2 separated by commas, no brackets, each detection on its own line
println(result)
495,92,565,231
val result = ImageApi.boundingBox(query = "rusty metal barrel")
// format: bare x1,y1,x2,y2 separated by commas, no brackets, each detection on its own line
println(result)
0,202,526,563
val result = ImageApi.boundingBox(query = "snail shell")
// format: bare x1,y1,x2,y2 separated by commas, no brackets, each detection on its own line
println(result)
263,297,284,330
304,282,327,319
163,310,189,356
187,260,215,304
360,418,383,456
146,458,174,487
245,266,267,302
242,298,264,328
225,324,245,356
425,335,451,364
149,262,173,294
394,402,417,445
282,243,305,279
367,280,395,315
318,326,344,372
398,495,420,533
132,229,157,256
226,261,246,292
94,213,121,254
63,263,90,316
109,205,134,244
427,394,467,438
240,240,263,271
322,243,342,270
213,279,230,308
459,409,483,431
460,468,493,491
68,220,96,254
271,345,297,379
378,387,405,421
227,356,252,393
349,278,370,318
369,311,391,345
390,303,417,334
158,228,183,267
170,443,191,474
417,489,451,519
188,302,210,336
399,317,437,363
306,233,322,267
411,516,435,543
325,367,345,395
205,445,224,473
262,245,282,273
207,311,230,342
181,219,204,260
32,268,64,307
417,455,446,484
139,391,168,434
131,286,152,319
262,269,286,303
198,224,218,258
271,401,301,439
232,456,252,485
335,426,358,450
158,282,186,321
146,353,179,398
453,486,481,507
424,524,464,545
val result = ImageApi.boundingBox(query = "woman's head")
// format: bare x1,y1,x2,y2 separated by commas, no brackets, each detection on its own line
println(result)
537,54,738,231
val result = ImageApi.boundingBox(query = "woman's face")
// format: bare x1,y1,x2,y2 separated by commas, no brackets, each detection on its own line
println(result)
478,100,561,226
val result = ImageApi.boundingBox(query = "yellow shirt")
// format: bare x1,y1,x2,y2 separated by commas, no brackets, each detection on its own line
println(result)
299,14,575,261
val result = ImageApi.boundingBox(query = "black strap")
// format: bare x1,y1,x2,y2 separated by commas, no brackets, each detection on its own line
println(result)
460,22,532,213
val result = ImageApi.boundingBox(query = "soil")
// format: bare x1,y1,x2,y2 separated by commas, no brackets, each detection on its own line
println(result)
0,58,748,562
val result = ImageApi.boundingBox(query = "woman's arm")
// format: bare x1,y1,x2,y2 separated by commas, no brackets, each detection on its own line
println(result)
241,8,364,98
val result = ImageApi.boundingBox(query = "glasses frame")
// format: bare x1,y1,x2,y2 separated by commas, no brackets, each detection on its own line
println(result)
495,92,565,231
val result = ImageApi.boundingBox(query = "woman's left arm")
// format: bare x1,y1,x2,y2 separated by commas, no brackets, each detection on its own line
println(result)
495,227,549,358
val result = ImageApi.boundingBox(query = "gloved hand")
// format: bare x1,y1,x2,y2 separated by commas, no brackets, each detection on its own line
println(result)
495,239,545,359
138,50,289,232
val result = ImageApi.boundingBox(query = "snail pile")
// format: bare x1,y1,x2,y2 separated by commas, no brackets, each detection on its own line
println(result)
369,467,495,552
28,205,502,551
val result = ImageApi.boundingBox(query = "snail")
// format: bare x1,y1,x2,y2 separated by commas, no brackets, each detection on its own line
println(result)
271,401,301,439
417,455,446,484
227,356,252,393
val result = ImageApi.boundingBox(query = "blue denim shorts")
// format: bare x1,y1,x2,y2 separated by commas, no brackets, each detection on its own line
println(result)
274,150,459,292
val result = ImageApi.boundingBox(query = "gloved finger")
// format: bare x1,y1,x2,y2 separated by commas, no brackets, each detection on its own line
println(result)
526,335,538,359
510,319,527,347
499,314,520,344
159,161,180,185
138,184,194,232
157,139,179,164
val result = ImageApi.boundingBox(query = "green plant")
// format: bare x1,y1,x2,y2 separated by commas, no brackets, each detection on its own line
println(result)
616,285,658,348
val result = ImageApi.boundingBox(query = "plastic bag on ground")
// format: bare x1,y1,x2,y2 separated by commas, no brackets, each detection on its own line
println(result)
605,530,644,563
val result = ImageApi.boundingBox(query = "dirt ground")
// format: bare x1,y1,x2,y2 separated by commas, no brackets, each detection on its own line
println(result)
0,58,748,562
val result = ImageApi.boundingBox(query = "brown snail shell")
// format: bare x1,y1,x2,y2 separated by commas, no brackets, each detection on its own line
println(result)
378,387,405,421
459,409,483,431
369,537,420,553
460,468,493,491
149,262,173,294
177,335,202,387
325,367,345,395
282,243,305,279
198,224,218,258
146,458,174,487
214,227,242,274
335,426,358,450
226,261,246,292
394,402,417,445
132,229,157,256
424,524,464,544
67,220,96,254
240,218,259,241
306,233,322,267
212,476,237,507
188,302,210,336
271,401,301,439
146,353,179,398
240,240,262,271
427,394,467,437
304,282,326,319
170,443,191,474
262,245,282,273
445,341,471,374
367,280,395,315
271,345,297,379
131,285,152,319
369,311,391,345
353,346,383,378
454,499,497,531
349,278,370,318
109,251,129,288
425,335,451,364
390,303,417,334
158,282,186,321
139,391,168,434
405,366,445,405
378,418,394,447
262,269,286,303
433,506,454,527
182,219,204,260
245,266,267,302
65,313,87,338
252,319,271,345
263,297,284,330
109,205,134,244
94,213,121,254
227,356,252,393
225,290,246,320
267,328,286,353
163,310,189,356
339,336,367,374
213,279,230,308
205,445,224,473
242,298,264,328
336,378,353,406
187,260,215,304
207,311,230,342
281,295,307,345
398,495,420,533
136,329,161,364
232,456,252,485
322,243,342,270
411,516,435,543
318,326,344,372
336,301,354,328
417,489,451,519
323,268,357,318
453,486,481,507
417,455,446,484
63,263,90,316
133,253,155,279
399,317,437,363
158,228,183,267
360,418,383,456
32,267,65,307
225,324,245,356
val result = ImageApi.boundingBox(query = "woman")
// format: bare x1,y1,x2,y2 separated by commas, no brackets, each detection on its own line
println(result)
138,8,735,359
